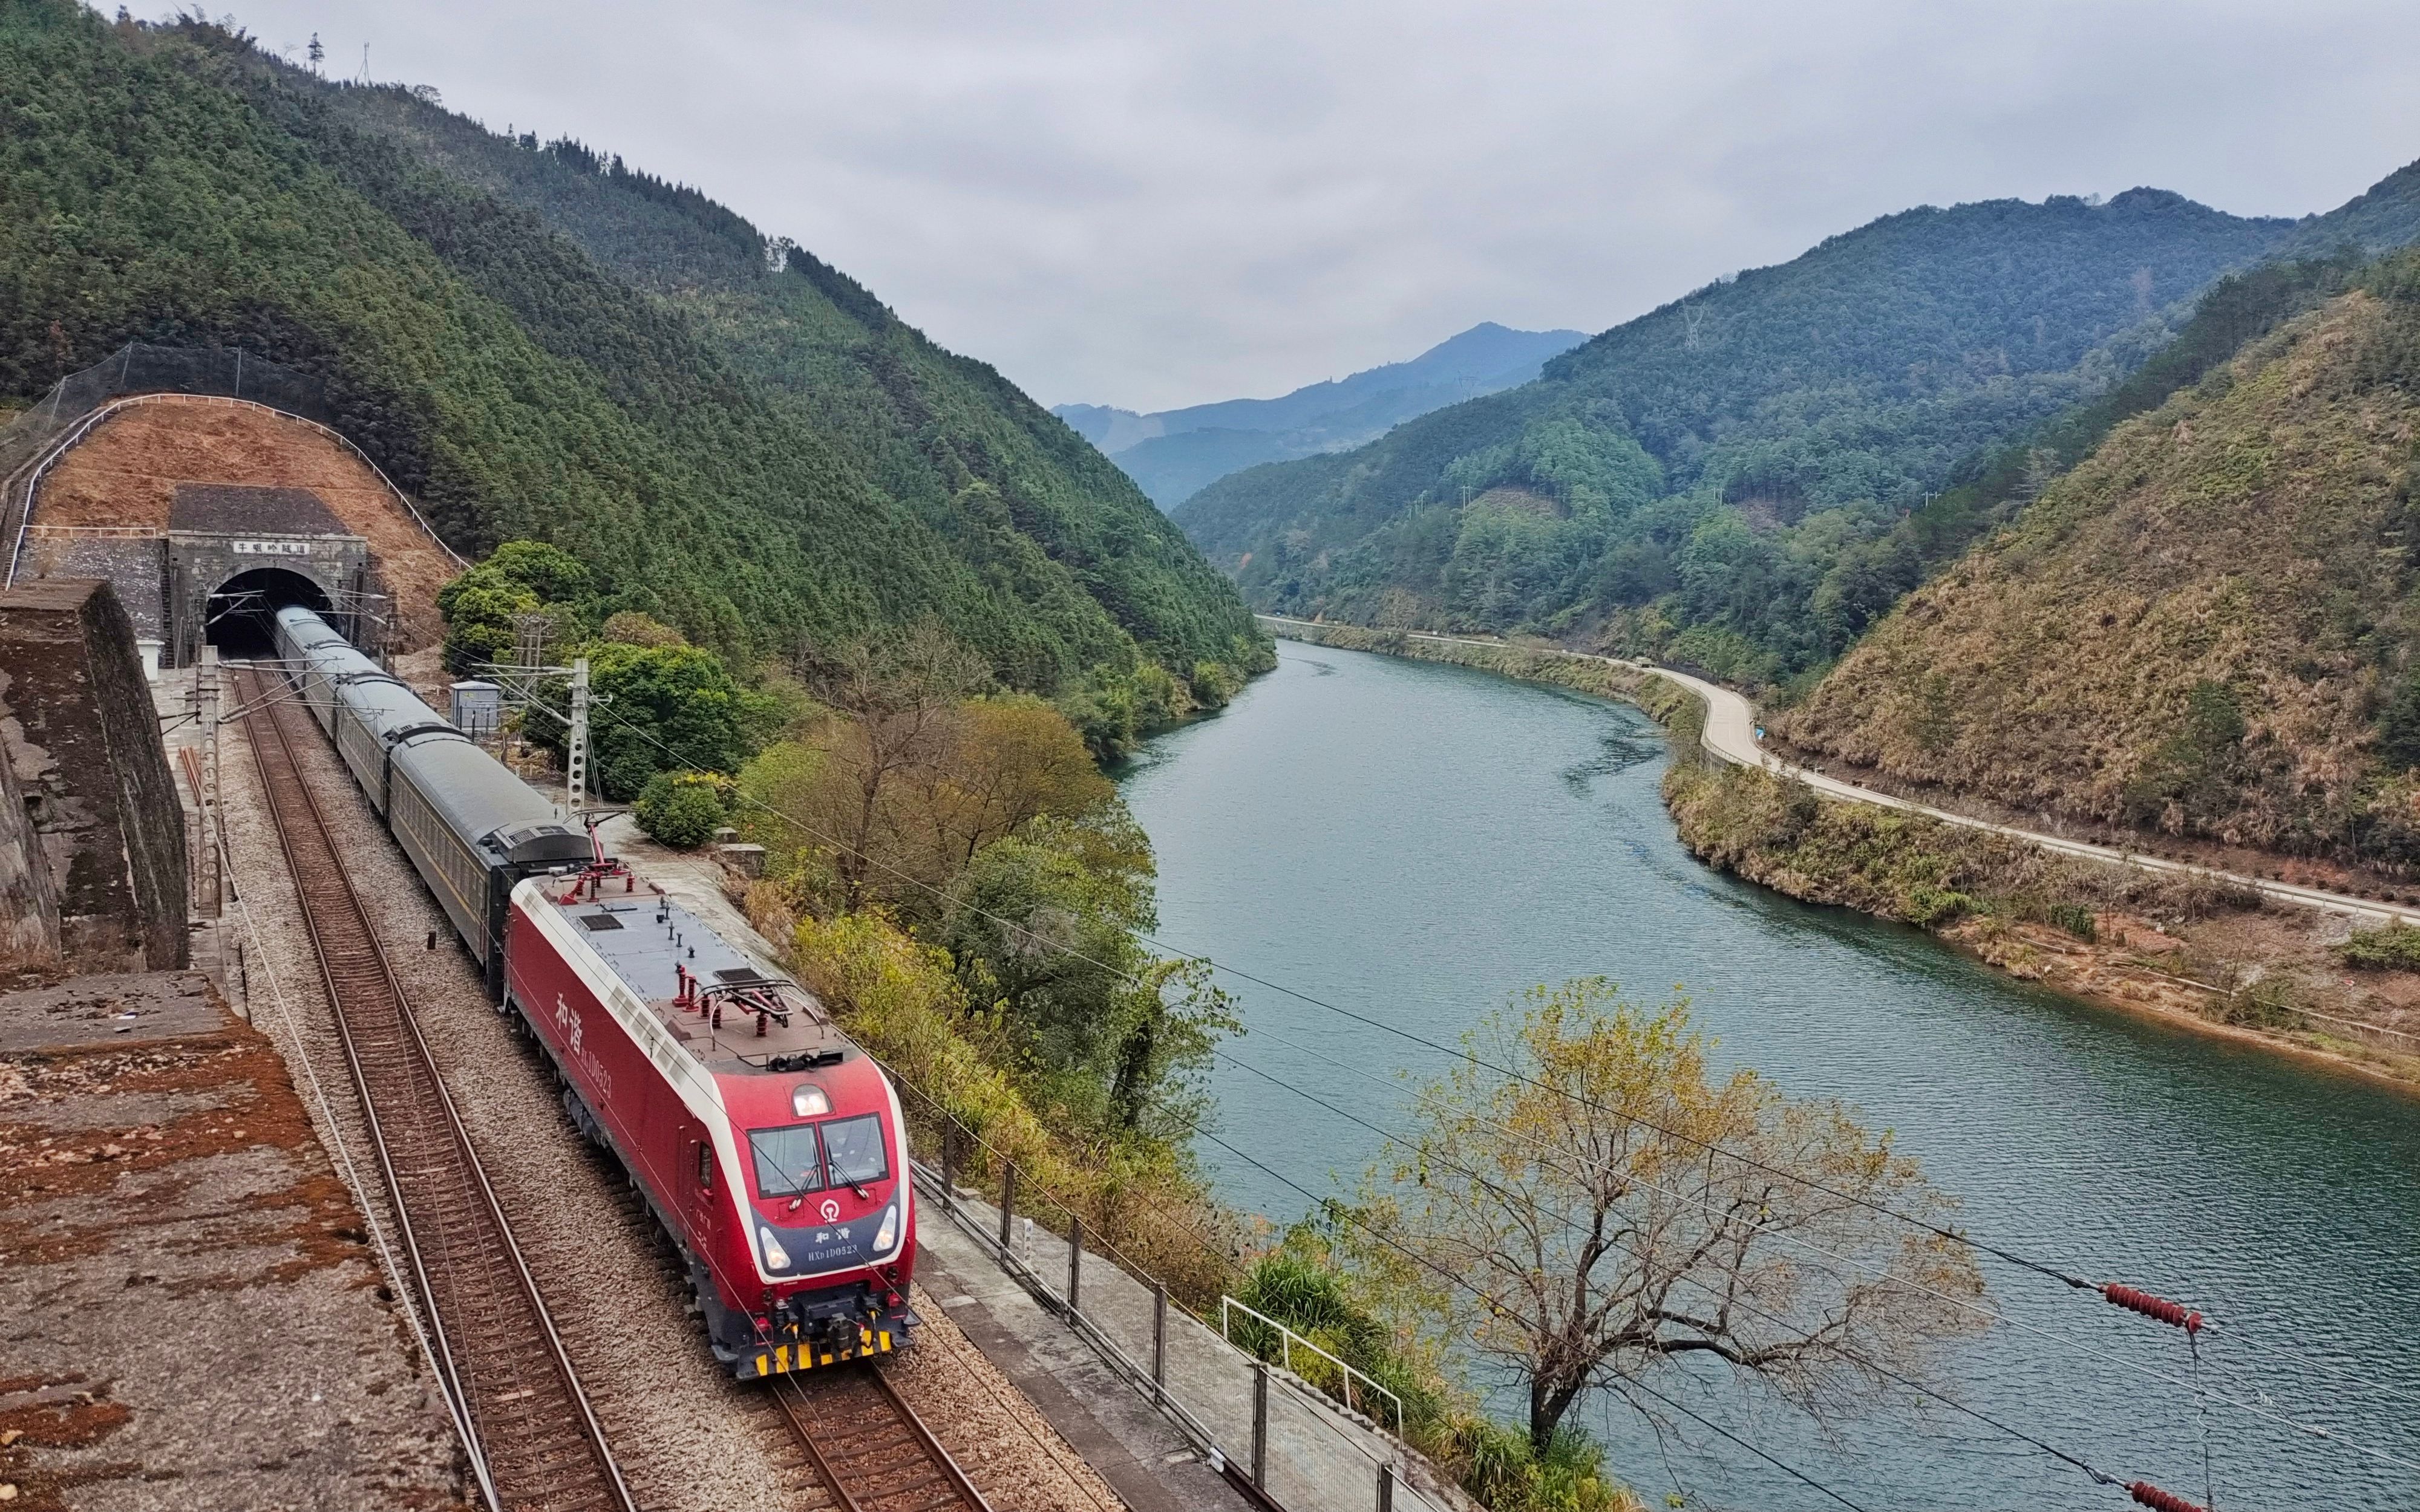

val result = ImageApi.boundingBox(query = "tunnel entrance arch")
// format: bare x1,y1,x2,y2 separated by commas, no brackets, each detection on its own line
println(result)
204,566,331,657
163,486,374,666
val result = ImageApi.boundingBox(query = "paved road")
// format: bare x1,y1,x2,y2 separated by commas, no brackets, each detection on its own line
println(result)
1262,616,2415,929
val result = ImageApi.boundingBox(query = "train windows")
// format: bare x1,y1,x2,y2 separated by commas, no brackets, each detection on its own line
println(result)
696,1141,713,1190
821,1115,889,1188
748,1126,822,1198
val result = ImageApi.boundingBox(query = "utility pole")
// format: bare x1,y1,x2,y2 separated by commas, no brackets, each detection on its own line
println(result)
564,655,590,821
514,612,549,676
197,647,223,917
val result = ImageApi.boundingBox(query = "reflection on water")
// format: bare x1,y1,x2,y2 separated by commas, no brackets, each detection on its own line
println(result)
1121,639,2420,1511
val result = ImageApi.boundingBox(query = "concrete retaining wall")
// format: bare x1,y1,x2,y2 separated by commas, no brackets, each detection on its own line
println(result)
0,578,188,973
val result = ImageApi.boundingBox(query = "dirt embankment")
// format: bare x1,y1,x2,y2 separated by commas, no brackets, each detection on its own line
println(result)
33,398,457,650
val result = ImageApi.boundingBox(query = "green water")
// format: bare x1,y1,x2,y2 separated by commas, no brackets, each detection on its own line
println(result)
1119,638,2420,1511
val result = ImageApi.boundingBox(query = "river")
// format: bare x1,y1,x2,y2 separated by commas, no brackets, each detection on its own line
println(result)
1117,637,2420,1511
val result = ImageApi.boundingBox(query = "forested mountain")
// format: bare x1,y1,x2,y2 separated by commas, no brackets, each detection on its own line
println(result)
0,2,1264,697
1058,322,1584,508
1177,174,2420,686
1781,248,2420,865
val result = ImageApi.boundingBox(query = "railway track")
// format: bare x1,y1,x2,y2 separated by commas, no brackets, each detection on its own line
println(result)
586,1171,993,1512
772,1363,993,1512
237,666,635,1512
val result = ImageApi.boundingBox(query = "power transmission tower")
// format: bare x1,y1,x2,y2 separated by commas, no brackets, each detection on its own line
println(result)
514,612,550,675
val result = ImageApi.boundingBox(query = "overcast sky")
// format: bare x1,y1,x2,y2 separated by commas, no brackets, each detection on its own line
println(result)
204,1,2420,412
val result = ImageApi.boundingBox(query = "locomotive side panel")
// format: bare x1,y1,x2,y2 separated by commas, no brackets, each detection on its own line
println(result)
504,893,757,1303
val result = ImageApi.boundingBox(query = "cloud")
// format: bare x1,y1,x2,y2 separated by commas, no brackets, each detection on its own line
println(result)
216,0,2420,410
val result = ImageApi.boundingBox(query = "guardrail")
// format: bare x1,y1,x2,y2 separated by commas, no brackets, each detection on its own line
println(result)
904,1127,1459,1512
1221,1295,1405,1436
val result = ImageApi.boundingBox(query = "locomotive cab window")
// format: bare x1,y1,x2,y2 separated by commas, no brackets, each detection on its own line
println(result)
748,1126,822,1198
696,1141,713,1190
821,1115,889,1188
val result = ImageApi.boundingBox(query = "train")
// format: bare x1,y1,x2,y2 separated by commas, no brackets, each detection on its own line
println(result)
268,605,918,1380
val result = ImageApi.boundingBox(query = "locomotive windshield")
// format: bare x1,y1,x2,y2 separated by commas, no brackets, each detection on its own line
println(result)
747,1114,890,1198
821,1115,889,1187
749,1126,822,1198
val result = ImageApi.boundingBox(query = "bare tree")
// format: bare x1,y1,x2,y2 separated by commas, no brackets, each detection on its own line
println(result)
797,619,989,907
1360,980,1984,1452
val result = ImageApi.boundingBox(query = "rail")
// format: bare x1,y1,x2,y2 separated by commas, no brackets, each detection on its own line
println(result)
770,1363,993,1512
236,665,632,1512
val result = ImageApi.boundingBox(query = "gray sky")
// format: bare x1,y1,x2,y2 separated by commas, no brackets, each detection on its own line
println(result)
212,1,2420,412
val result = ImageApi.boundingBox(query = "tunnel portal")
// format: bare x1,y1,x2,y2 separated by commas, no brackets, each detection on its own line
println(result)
203,565,333,657
164,485,375,665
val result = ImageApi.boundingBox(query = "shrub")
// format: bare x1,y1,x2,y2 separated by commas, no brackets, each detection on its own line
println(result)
600,610,685,648
2046,902,2098,941
2339,923,2420,970
1901,882,1976,927
2212,976,2307,1029
633,772,726,849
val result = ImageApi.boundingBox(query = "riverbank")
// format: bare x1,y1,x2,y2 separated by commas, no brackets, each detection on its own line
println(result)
1264,618,2420,1090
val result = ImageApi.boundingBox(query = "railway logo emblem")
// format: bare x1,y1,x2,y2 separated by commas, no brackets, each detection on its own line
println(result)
820,1198,840,1222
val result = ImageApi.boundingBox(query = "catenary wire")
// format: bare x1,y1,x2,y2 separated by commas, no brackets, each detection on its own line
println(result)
909,1037,2180,1510
1621,1377,1873,1512
569,689,2100,1289
400,652,2420,1424
1199,1038,2189,1505
573,682,2420,1474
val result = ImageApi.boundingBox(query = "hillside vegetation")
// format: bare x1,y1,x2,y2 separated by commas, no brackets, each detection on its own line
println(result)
0,2,1263,700
1178,177,2420,685
1781,250,2420,865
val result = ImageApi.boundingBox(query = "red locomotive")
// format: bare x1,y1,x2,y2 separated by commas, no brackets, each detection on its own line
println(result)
272,605,915,1380
506,861,918,1379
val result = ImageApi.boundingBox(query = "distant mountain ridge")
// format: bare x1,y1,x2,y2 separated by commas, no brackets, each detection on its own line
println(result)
1174,167,2420,686
1056,322,1584,507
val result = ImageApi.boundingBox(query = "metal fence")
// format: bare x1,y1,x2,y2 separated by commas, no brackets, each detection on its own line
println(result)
1,344,339,480
902,1099,1471,1512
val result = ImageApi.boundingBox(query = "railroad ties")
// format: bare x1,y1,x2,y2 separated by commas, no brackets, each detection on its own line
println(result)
237,668,634,1512
772,1364,993,1512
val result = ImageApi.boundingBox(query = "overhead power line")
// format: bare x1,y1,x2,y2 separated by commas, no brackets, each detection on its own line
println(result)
570,690,2420,1478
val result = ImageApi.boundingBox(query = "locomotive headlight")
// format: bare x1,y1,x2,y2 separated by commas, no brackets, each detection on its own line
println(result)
758,1225,792,1272
791,1085,829,1118
873,1202,898,1256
